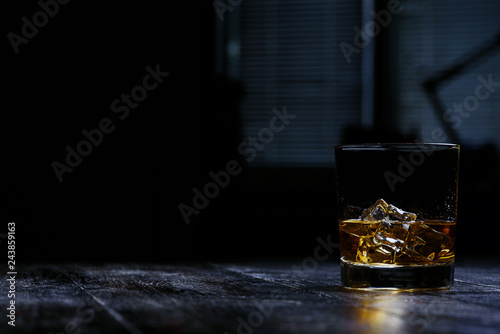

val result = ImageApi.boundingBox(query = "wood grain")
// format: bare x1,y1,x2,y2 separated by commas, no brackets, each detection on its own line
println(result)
0,259,498,333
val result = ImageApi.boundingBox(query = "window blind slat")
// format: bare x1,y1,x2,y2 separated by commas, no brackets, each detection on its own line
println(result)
238,0,362,167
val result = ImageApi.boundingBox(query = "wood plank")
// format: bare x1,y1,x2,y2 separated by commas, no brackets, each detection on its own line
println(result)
0,260,498,333
0,264,131,334
60,263,296,333
454,257,500,288
218,260,500,334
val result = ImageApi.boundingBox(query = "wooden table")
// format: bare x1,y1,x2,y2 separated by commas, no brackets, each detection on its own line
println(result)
1,258,499,333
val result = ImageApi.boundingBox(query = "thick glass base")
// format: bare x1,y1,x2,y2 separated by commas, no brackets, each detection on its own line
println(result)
341,259,454,290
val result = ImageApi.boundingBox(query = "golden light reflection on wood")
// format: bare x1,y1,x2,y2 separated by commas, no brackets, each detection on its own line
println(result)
349,292,411,333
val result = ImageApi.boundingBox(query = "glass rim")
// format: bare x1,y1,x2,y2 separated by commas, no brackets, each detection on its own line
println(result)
335,143,460,151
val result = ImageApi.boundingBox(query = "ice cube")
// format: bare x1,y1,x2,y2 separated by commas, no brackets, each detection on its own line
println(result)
361,199,417,222
356,235,397,264
404,222,453,261
355,220,411,264
360,199,388,221
373,220,410,253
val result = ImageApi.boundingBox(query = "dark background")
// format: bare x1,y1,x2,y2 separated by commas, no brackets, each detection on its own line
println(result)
2,1,499,264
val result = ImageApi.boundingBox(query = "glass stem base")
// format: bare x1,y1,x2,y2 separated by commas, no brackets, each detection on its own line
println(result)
341,260,455,290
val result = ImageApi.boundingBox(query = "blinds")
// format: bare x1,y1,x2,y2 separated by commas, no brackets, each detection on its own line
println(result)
396,0,500,148
236,0,362,167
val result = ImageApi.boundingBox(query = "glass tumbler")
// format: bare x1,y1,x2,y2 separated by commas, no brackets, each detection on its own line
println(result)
335,143,460,289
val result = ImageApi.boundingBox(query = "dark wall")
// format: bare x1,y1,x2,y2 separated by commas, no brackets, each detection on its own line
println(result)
2,1,334,263
3,1,212,262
